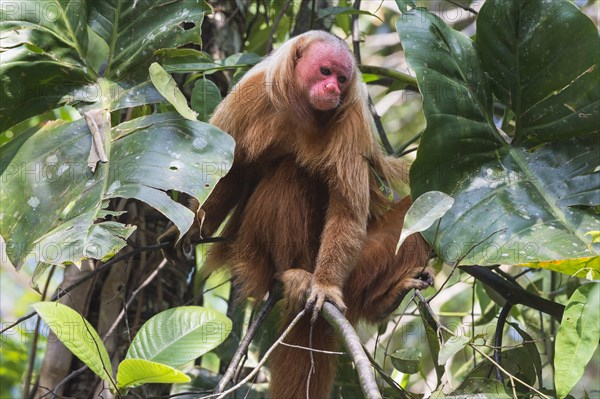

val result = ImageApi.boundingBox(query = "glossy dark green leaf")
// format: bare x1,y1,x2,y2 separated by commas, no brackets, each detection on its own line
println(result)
1,0,211,130
0,0,94,127
398,7,599,273
477,0,600,144
89,0,210,81
191,79,222,122
509,322,543,386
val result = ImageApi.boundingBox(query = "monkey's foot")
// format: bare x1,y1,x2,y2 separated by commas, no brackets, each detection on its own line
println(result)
374,268,435,321
158,208,204,263
280,269,312,313
306,282,347,323
409,268,435,290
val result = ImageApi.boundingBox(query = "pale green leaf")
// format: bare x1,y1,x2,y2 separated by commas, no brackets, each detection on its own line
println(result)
117,358,190,389
149,63,198,120
396,191,453,254
555,283,600,398
32,302,112,383
438,335,470,366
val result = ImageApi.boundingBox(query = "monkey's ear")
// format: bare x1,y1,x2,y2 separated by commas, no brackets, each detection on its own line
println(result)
294,47,302,62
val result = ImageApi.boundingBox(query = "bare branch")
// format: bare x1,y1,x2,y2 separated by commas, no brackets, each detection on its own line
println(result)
214,289,281,393
321,303,382,399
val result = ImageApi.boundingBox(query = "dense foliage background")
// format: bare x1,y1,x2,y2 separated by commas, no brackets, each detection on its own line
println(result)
1,0,598,398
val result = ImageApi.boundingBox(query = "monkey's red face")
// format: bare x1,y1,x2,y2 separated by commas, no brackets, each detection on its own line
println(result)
295,42,355,111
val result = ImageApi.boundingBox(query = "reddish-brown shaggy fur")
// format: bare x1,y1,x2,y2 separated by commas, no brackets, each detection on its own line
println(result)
188,31,431,398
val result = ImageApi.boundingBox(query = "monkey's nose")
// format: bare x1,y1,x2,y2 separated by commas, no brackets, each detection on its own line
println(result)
323,82,339,95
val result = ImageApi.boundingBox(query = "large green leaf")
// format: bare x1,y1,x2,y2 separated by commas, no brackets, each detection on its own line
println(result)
1,0,211,129
0,0,94,127
32,302,113,384
554,283,600,398
477,0,599,144
398,4,599,274
0,1,234,275
125,306,231,368
1,113,234,270
89,0,210,81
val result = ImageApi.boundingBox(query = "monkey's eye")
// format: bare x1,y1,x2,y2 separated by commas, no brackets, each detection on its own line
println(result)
338,76,347,84
320,67,332,76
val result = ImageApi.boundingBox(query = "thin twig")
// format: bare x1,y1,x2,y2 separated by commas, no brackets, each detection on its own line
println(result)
363,346,414,399
214,289,281,393
1,237,226,335
306,321,315,399
494,302,513,382
350,1,394,155
205,310,307,399
469,344,549,398
0,242,169,335
24,265,56,399
103,258,169,341
43,365,87,399
279,342,345,355
427,230,506,303
352,0,362,63
265,0,293,53
444,0,478,15
395,131,422,157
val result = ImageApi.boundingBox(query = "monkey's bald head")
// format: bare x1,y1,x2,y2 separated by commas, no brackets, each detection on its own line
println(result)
295,40,356,111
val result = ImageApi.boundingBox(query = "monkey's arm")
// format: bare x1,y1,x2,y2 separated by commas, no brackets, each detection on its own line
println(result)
306,161,370,321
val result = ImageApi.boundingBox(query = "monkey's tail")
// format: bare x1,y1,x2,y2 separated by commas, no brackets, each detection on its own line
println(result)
269,314,339,399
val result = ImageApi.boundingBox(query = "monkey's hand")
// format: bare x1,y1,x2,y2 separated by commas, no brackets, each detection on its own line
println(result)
305,281,346,324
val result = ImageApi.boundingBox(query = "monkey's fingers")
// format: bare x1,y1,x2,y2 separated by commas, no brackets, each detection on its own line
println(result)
305,284,346,324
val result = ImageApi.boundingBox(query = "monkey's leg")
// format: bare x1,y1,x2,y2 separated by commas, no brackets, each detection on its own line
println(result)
346,197,433,323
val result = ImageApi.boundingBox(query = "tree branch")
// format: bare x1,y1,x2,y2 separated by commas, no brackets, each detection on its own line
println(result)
214,288,281,393
460,266,564,319
322,302,382,399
